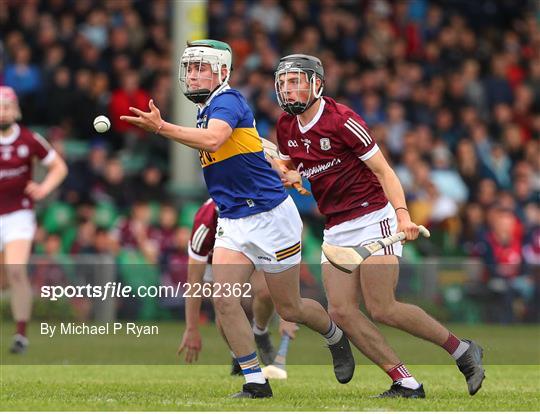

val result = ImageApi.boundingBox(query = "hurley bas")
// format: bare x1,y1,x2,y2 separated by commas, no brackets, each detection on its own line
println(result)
41,322,159,338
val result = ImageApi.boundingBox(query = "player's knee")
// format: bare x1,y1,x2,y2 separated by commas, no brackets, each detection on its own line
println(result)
328,306,355,327
212,295,239,316
275,303,302,323
368,305,397,327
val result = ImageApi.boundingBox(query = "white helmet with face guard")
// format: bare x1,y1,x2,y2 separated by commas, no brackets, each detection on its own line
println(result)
179,39,233,104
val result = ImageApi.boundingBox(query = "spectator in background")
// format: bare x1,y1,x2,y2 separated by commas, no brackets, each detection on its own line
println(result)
109,70,150,149
385,101,409,157
149,202,179,258
4,45,41,121
430,142,468,203
455,139,485,198
135,164,166,202
484,54,514,110
62,140,108,204
91,157,134,210
46,66,73,127
110,199,156,263
71,219,97,254
482,144,513,190
478,205,532,323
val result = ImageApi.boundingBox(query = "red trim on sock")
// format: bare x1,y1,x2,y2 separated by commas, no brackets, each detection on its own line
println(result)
16,321,27,337
442,333,460,354
387,363,412,382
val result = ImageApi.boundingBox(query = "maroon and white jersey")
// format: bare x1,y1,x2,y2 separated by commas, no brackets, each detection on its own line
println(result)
188,198,219,263
0,124,56,215
276,97,387,229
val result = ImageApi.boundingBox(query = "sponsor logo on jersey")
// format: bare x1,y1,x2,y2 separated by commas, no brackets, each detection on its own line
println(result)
288,140,299,147
297,158,342,178
246,199,255,207
320,138,331,150
0,165,28,180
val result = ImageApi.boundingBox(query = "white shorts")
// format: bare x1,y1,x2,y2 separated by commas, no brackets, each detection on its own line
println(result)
0,209,36,252
321,202,402,264
214,196,302,273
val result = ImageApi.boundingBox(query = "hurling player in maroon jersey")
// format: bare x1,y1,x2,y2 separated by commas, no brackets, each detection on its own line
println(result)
0,86,68,354
273,55,485,397
178,198,298,374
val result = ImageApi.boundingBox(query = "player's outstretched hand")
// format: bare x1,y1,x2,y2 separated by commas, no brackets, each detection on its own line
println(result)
178,328,202,363
25,181,48,201
279,319,299,339
120,99,163,134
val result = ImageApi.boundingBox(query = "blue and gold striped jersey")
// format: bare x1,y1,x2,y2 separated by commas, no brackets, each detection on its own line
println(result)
197,86,287,219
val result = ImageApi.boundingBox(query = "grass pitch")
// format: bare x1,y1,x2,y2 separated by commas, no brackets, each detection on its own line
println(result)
1,322,539,411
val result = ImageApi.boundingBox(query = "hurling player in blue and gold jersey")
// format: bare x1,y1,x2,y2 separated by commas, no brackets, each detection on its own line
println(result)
121,39,354,399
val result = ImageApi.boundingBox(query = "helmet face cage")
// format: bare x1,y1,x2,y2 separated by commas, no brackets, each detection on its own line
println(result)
274,68,323,115
179,48,230,104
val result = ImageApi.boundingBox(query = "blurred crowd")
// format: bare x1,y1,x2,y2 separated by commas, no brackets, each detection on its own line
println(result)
1,0,539,322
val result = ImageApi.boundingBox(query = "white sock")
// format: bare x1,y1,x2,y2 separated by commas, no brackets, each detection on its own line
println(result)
451,341,470,360
323,321,343,345
397,377,421,389
244,371,266,384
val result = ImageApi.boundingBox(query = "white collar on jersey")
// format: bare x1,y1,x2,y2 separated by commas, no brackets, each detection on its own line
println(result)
297,97,326,134
0,123,20,145
197,83,231,111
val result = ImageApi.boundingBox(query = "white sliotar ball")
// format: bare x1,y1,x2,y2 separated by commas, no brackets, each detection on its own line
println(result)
93,115,111,133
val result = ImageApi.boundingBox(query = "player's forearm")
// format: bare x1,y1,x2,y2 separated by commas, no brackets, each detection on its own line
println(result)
375,168,410,220
40,157,68,195
185,259,206,329
158,122,222,152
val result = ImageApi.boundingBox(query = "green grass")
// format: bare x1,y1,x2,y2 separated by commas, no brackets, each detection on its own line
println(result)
1,365,539,411
1,322,539,410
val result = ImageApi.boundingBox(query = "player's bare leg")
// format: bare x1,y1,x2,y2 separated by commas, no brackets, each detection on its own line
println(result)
250,270,277,365
211,247,271,397
4,239,33,353
323,261,423,395
361,255,450,344
251,270,274,330
215,313,243,375
361,254,485,395
323,262,401,369
264,264,355,384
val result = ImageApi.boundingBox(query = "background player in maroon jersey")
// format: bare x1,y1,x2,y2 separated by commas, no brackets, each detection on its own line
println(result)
0,86,68,353
178,198,298,374
273,55,485,398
